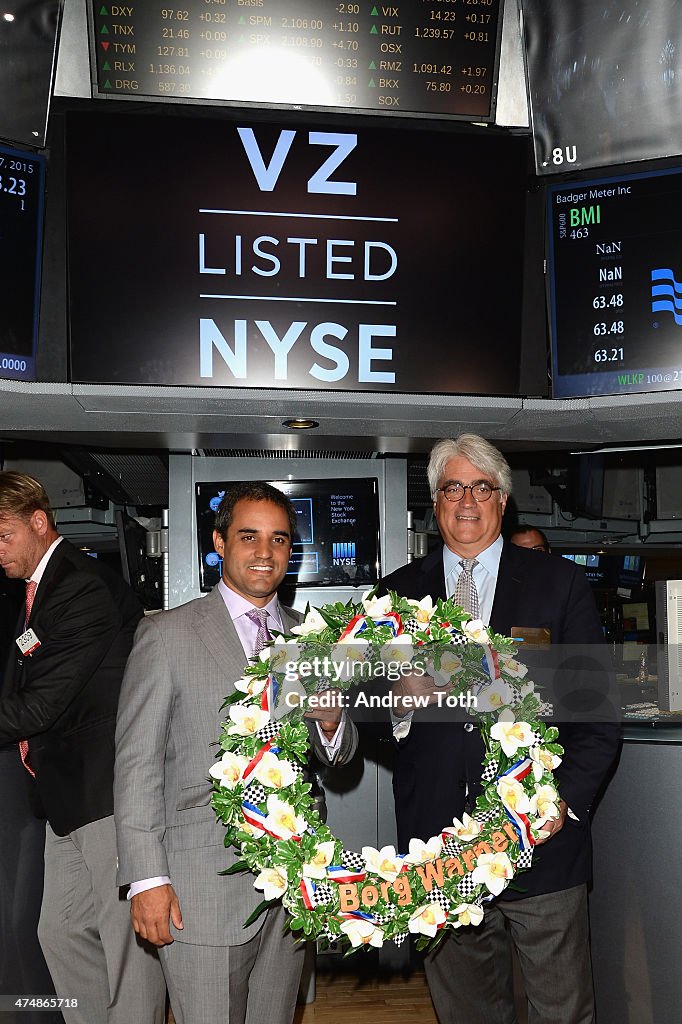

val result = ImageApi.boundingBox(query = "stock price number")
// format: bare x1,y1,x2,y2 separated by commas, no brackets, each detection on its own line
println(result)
593,321,624,336
592,293,623,309
594,347,625,363
0,174,27,196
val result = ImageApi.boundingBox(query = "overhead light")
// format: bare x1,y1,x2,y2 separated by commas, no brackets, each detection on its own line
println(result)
571,443,682,454
282,417,319,430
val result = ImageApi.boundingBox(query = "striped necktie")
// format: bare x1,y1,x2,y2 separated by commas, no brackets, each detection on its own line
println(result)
19,580,38,777
246,607,273,656
454,558,480,619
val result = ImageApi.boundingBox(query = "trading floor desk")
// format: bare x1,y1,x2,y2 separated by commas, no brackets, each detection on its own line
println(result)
589,722,682,1024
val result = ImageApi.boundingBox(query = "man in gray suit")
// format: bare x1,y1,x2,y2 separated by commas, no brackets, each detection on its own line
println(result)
114,482,357,1024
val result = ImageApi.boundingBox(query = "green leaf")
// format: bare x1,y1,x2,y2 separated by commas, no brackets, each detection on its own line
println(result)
242,899,272,927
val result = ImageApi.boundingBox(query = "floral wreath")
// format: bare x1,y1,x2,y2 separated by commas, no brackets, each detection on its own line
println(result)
210,591,563,952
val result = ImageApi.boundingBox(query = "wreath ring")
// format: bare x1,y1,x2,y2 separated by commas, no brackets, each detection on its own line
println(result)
211,591,563,951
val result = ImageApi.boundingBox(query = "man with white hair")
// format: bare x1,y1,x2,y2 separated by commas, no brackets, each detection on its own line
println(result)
381,434,619,1024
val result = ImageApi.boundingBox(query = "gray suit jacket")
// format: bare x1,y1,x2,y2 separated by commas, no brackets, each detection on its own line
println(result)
114,587,356,947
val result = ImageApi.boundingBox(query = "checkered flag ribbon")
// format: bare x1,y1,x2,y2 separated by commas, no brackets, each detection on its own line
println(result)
480,758,500,784
256,721,281,742
340,849,366,873
442,836,464,857
311,883,336,907
243,782,266,806
473,807,498,826
393,931,408,947
457,874,478,899
425,888,450,913
373,907,396,924
515,849,534,871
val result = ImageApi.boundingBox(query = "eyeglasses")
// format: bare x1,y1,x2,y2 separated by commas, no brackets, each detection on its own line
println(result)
438,481,501,503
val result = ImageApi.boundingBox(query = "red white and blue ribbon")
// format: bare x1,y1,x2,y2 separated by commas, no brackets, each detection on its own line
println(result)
327,864,367,884
241,737,281,786
241,799,302,842
481,646,501,683
499,757,536,851
338,612,403,642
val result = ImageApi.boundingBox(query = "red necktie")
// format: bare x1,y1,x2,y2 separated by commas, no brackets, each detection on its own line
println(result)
19,580,38,777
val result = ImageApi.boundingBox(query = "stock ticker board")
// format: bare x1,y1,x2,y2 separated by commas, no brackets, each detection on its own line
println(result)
90,1,502,121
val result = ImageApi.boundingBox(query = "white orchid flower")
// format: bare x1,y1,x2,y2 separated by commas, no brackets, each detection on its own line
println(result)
380,633,414,664
263,795,306,840
462,618,489,643
227,704,270,737
529,745,562,781
254,865,288,901
330,638,369,682
498,653,528,679
239,819,265,838
408,903,447,937
361,592,393,617
452,903,485,928
529,783,561,824
490,713,535,757
406,596,435,623
290,609,327,637
264,641,303,673
208,751,248,790
403,836,443,865
442,812,482,842
233,675,267,697
475,681,514,713
471,852,514,896
339,918,384,948
253,751,297,790
361,844,404,882
302,841,337,879
497,776,531,815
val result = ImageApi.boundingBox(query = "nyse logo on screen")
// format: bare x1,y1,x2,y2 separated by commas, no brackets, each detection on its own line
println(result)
332,541,356,566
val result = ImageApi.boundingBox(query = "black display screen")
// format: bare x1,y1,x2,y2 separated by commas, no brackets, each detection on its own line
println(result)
0,0,62,149
548,165,682,399
89,0,503,121
196,478,380,592
0,141,45,381
522,0,682,176
67,111,527,394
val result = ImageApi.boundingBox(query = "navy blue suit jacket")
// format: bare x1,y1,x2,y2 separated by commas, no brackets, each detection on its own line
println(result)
380,540,621,899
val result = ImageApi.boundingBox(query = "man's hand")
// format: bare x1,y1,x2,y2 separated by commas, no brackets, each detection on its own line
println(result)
130,884,183,947
303,687,345,737
534,799,568,845
391,671,444,718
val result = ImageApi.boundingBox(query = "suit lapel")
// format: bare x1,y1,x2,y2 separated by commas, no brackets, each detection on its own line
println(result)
193,587,250,689
419,547,447,601
490,542,523,635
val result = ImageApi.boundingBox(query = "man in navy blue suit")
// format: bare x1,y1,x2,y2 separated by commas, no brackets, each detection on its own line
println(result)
381,435,620,1024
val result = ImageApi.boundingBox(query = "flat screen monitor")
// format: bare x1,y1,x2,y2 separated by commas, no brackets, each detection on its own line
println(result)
196,478,380,593
88,0,504,123
619,553,645,589
0,0,62,149
522,0,682,176
0,141,45,381
547,164,682,399
561,552,617,590
66,111,528,395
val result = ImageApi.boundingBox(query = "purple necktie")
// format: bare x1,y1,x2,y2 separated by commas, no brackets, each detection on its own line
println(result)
246,607,273,656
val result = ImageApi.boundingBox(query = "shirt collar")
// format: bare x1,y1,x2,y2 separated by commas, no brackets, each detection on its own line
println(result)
217,578,282,629
443,533,504,580
28,536,63,587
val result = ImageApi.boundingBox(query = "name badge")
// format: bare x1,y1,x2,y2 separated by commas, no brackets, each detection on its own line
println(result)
16,628,41,656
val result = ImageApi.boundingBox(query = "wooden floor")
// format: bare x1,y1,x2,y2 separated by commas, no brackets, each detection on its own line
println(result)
294,968,438,1024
